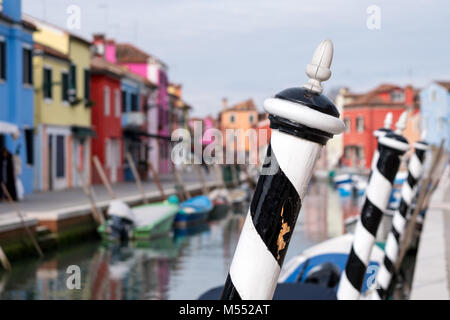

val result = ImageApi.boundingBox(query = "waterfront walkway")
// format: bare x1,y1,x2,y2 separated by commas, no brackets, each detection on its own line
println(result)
0,169,220,231
410,169,450,300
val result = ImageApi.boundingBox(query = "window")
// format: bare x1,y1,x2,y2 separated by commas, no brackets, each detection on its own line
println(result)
61,72,69,102
43,67,52,99
391,91,404,102
356,146,365,161
104,86,110,116
230,114,235,123
23,48,33,85
431,90,437,102
356,116,364,132
438,117,444,131
56,135,65,178
131,93,138,111
24,128,34,165
344,146,351,158
84,69,90,101
114,89,121,117
0,40,6,81
121,90,127,113
249,115,254,123
69,63,77,102
344,118,351,132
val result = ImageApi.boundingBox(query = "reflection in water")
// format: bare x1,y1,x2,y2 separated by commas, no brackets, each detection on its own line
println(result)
0,182,364,300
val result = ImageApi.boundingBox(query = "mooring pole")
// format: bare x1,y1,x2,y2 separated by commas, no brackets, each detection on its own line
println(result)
76,166,105,225
1,183,44,258
370,113,393,175
93,156,116,200
148,161,166,201
395,140,446,271
337,112,410,300
372,132,429,299
0,246,11,271
221,40,345,300
125,152,148,204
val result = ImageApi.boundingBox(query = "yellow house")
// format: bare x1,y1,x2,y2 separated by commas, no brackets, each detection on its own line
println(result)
27,15,93,191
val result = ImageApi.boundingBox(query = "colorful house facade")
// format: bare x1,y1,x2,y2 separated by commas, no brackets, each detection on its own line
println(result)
116,44,171,174
0,0,35,195
93,35,163,181
90,55,124,184
342,84,418,169
420,81,450,151
27,16,93,190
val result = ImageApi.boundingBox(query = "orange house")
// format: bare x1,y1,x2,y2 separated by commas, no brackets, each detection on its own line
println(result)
219,99,259,155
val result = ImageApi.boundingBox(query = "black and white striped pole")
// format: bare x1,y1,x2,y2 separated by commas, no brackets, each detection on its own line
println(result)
337,112,410,300
372,132,429,300
221,40,345,300
370,113,393,175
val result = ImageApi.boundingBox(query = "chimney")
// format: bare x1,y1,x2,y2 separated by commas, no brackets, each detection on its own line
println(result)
93,34,106,57
105,39,117,64
2,0,22,22
222,98,228,110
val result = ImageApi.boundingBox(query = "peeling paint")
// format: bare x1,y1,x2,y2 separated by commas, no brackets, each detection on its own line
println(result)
277,206,291,260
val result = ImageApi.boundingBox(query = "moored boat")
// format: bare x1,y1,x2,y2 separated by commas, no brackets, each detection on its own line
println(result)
208,188,231,210
98,196,179,242
174,195,213,229
279,234,384,294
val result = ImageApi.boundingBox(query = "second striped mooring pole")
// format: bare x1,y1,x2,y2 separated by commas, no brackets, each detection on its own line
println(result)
372,132,429,299
221,40,345,300
370,112,393,176
337,112,410,300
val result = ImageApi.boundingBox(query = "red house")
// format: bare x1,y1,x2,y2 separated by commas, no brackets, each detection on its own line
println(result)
342,84,417,169
90,55,125,184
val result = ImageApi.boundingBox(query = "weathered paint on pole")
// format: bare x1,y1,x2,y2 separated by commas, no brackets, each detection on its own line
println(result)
148,161,166,201
221,40,345,300
337,112,410,300
372,134,429,299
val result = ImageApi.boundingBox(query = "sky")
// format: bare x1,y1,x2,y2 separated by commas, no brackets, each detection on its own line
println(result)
23,0,450,116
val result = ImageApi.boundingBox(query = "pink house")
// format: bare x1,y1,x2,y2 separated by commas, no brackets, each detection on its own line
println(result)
115,43,171,174
202,116,217,146
189,115,217,147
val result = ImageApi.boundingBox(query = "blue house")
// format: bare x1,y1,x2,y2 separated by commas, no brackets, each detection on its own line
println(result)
121,75,145,181
420,81,450,151
0,0,35,195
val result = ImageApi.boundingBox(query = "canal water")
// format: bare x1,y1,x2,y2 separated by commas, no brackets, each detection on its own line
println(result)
0,182,368,300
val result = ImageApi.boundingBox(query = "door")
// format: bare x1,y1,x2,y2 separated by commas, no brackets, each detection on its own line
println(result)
71,138,87,187
106,139,120,183
48,134,53,190
53,135,67,190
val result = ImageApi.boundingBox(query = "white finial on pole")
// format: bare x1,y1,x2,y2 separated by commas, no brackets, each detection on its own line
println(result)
304,40,333,94
384,112,393,129
395,111,408,135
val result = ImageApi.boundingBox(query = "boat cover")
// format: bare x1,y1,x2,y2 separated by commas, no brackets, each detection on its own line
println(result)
198,283,336,300
131,202,178,228
180,195,213,213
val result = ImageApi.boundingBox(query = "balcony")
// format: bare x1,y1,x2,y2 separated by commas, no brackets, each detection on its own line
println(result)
122,111,145,128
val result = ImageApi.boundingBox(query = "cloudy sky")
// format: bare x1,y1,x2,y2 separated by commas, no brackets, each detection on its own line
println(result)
23,0,450,116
